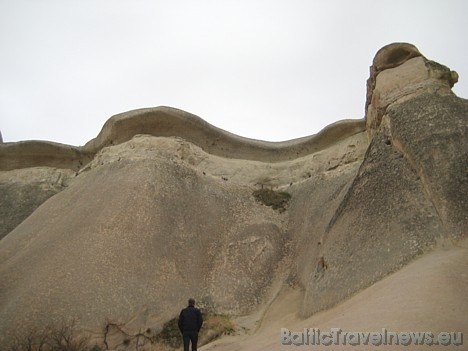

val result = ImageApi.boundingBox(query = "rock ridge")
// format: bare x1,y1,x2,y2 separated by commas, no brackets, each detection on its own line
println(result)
0,108,364,171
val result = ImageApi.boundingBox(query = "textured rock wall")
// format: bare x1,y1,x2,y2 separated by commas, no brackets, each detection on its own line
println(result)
365,43,458,139
387,93,468,237
0,168,73,239
298,43,467,317
0,110,364,172
0,137,288,338
0,129,368,343
0,43,466,346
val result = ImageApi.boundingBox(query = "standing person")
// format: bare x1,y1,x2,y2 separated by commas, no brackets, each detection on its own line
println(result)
178,298,203,351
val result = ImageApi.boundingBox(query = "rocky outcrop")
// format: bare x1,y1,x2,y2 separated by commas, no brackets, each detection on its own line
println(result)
299,43,467,316
365,42,466,237
0,112,364,250
0,168,73,240
365,42,458,139
0,43,466,348
0,130,368,346
83,108,365,163
0,110,364,172
0,140,92,172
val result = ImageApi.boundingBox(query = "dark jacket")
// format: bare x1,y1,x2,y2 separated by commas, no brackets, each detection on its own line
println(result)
178,305,203,333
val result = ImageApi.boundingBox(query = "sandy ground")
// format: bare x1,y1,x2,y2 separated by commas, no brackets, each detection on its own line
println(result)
201,237,468,351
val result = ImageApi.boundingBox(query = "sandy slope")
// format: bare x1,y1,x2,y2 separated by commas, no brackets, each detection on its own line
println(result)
201,238,468,351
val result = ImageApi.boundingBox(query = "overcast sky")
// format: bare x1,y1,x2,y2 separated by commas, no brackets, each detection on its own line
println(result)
1,0,467,146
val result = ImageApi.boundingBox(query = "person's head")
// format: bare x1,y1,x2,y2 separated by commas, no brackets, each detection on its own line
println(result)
188,298,195,307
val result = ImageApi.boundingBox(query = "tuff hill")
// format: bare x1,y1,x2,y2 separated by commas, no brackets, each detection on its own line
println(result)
0,43,467,349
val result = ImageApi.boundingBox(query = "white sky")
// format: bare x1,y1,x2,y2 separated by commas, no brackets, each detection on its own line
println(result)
1,0,467,146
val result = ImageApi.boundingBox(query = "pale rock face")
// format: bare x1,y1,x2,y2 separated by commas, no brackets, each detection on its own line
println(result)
0,43,466,348
365,43,459,139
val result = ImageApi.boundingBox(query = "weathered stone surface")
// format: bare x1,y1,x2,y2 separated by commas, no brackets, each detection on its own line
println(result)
0,140,93,171
0,167,73,239
365,43,422,121
81,108,365,163
0,110,364,172
301,127,446,315
365,43,458,139
0,132,367,343
387,93,468,237
0,43,466,347
0,145,281,336
207,222,287,313
297,43,467,317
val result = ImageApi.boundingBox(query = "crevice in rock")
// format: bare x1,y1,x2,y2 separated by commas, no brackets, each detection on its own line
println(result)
390,135,447,230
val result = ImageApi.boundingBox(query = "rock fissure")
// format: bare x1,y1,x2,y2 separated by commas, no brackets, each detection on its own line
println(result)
390,132,447,230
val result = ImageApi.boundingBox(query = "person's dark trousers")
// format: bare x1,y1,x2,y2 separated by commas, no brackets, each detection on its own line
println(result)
183,331,199,351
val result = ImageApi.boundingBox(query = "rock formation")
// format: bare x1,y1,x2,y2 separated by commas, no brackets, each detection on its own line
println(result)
0,43,466,349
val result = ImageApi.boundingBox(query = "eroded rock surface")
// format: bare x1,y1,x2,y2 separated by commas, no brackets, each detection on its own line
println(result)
365,42,459,139
0,167,73,239
0,43,466,348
